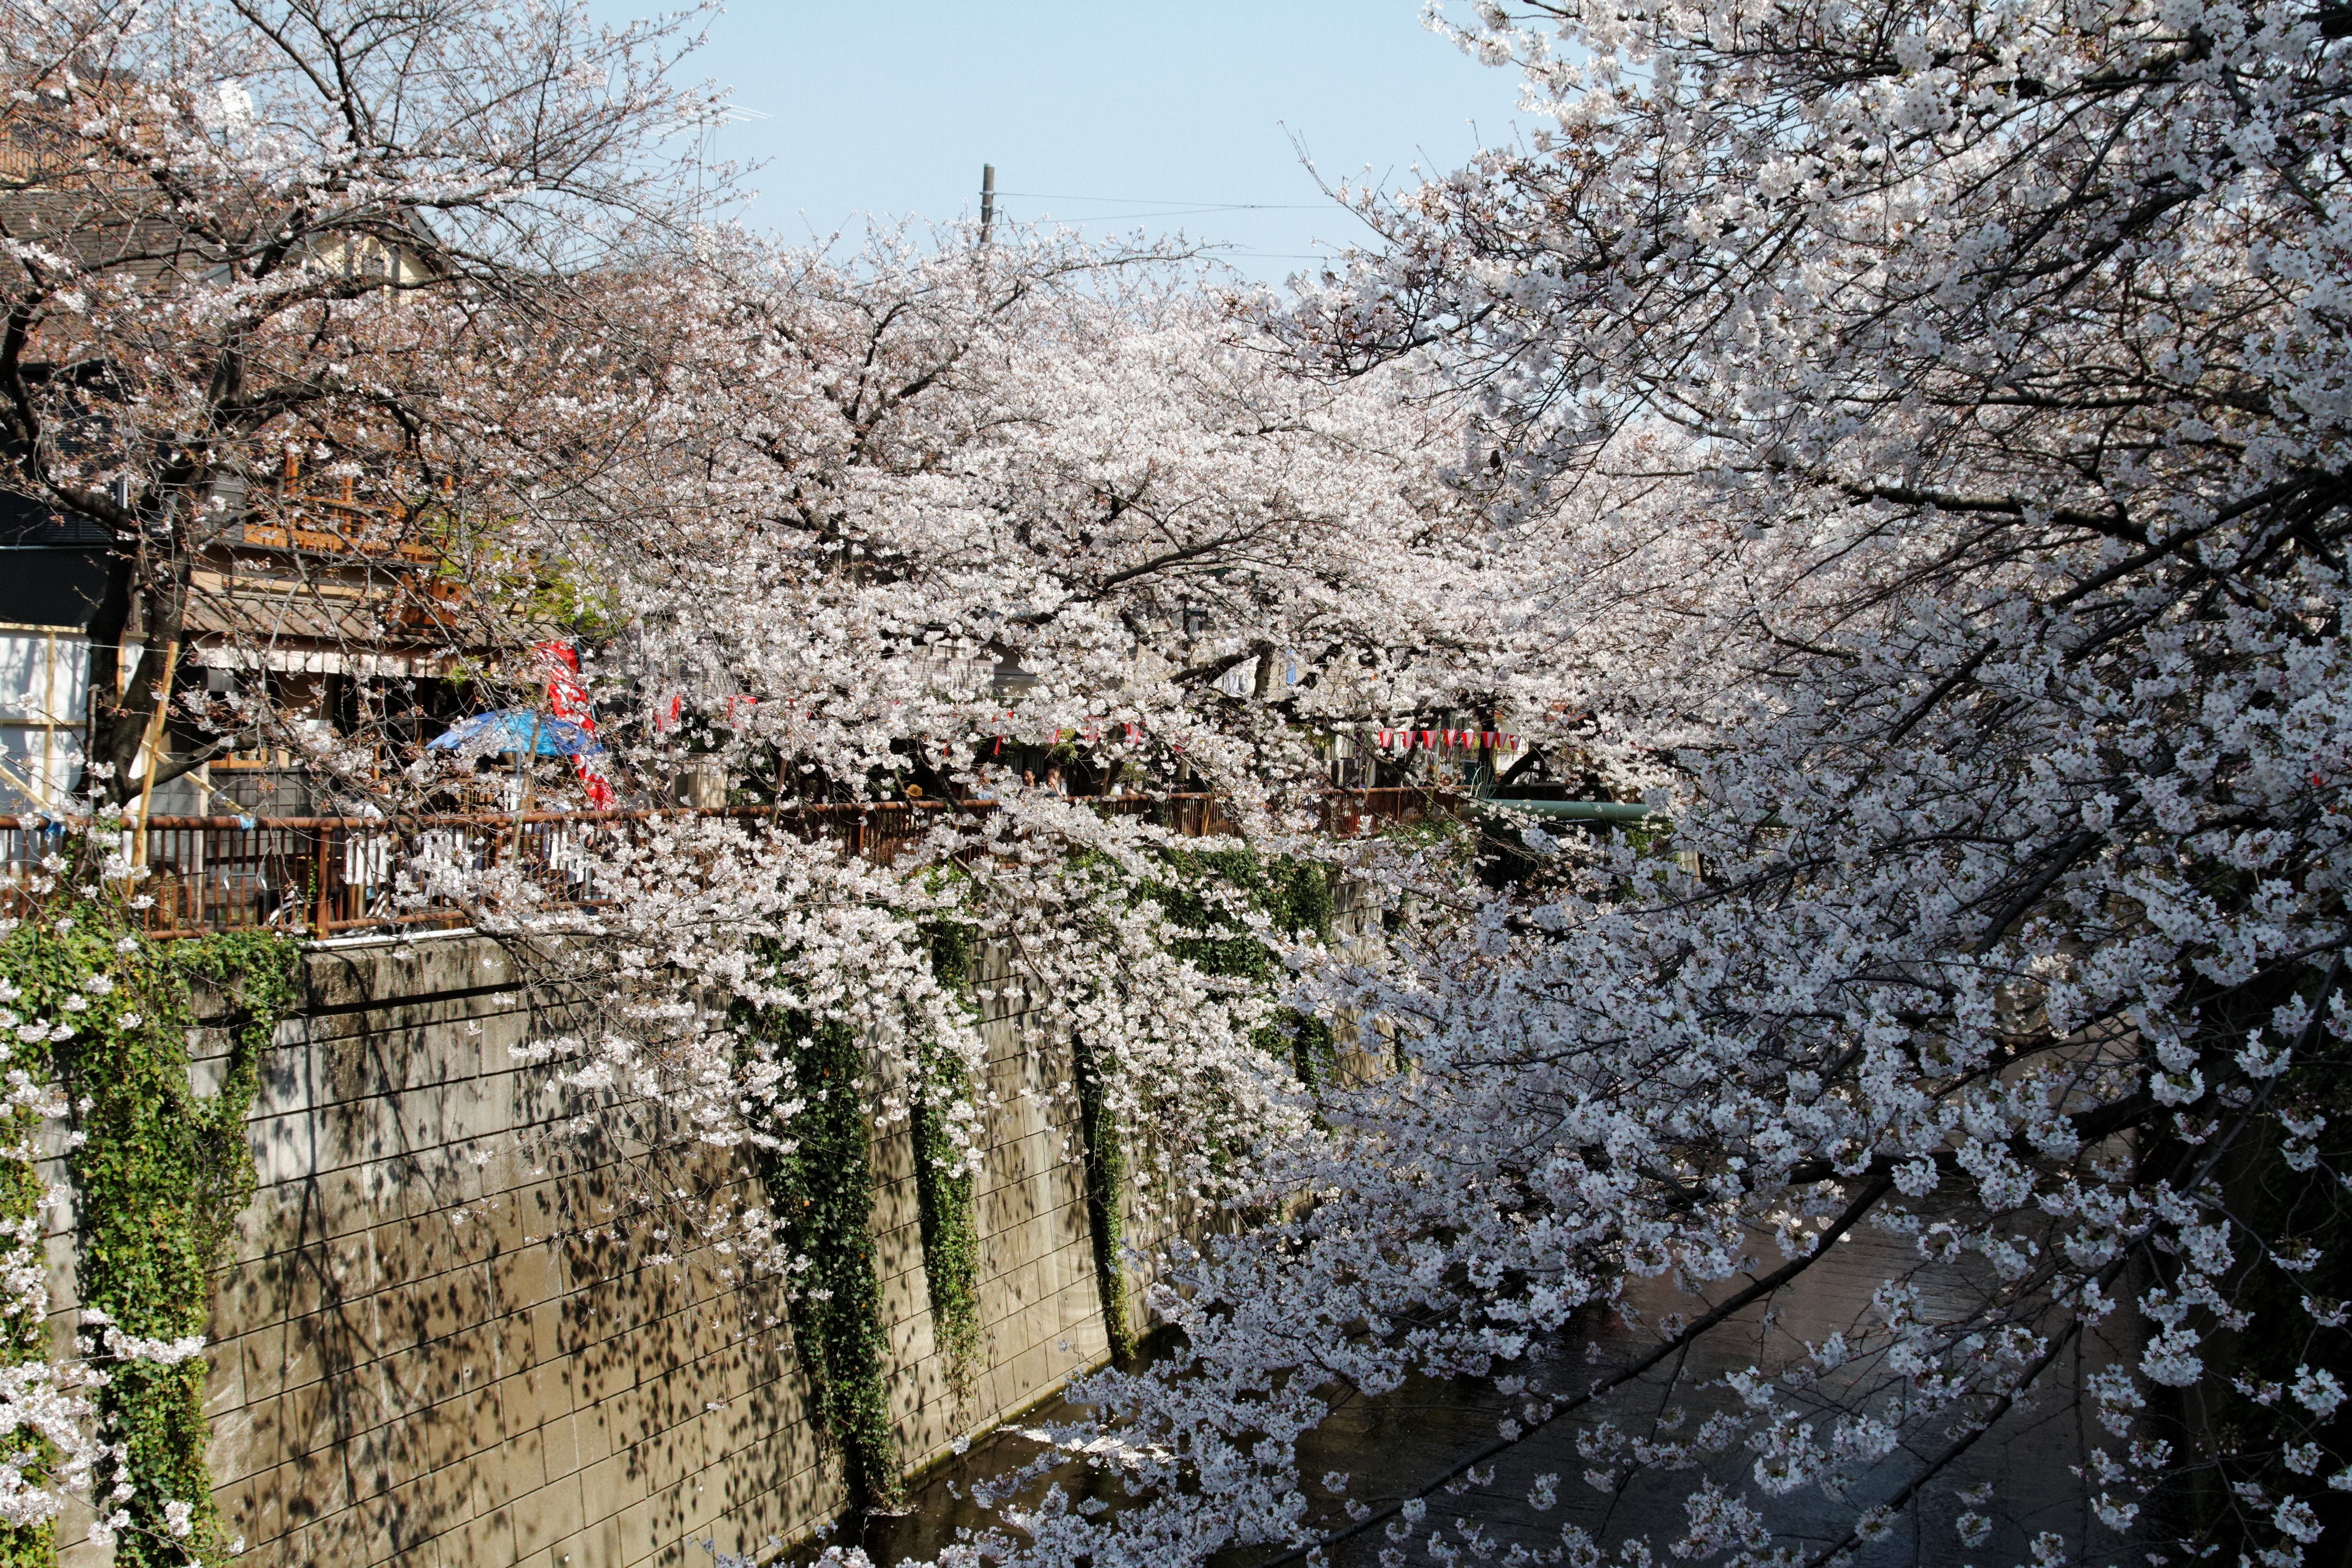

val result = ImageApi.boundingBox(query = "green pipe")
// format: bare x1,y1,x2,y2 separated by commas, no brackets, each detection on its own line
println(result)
1470,798,1655,823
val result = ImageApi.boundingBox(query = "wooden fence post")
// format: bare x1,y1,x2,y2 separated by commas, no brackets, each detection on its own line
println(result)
314,826,333,935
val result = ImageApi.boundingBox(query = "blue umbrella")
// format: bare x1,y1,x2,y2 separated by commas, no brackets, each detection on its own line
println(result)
426,710,604,757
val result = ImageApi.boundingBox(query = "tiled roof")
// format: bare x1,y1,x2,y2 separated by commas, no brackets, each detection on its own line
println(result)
0,188,225,286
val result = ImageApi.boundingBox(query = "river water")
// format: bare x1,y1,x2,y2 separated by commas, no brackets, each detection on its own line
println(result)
811,1223,2131,1568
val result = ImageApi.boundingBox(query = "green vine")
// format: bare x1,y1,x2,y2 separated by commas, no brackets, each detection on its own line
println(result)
0,887,295,1568
1143,847,1336,1085
0,912,59,1568
1055,848,1341,1362
735,1003,903,1513
1069,1029,1134,1363
157,934,298,1273
911,921,983,1400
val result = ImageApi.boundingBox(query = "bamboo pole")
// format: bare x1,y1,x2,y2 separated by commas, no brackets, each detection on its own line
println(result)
130,639,181,867
0,749,44,808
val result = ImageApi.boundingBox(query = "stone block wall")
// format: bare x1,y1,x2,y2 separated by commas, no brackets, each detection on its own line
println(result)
192,938,1144,1568
38,874,1376,1568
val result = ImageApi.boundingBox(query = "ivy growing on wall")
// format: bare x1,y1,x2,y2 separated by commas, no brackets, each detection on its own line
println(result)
1062,848,1340,1363
1068,1029,1134,1362
85,929,295,1568
0,923,59,1568
0,888,296,1568
911,920,982,1399
734,1003,903,1513
1144,847,1337,1086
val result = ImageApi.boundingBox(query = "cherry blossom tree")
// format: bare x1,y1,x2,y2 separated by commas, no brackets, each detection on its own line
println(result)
29,1,2344,1564
446,212,1534,1311
912,3,2352,1568
0,0,726,802
0,1,733,1555
502,222,1525,816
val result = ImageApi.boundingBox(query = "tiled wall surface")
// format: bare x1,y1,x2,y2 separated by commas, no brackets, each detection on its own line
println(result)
34,932,1139,1568
44,877,1374,1568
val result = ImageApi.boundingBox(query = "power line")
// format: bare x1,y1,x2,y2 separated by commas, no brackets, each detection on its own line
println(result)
1010,206,1323,222
995,189,1328,211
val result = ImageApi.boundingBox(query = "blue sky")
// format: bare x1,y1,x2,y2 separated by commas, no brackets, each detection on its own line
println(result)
588,1,1529,280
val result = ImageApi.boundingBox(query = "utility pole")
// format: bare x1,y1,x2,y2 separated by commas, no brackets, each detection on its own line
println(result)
979,163,995,246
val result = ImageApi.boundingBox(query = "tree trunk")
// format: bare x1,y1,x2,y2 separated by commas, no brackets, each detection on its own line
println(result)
84,550,186,806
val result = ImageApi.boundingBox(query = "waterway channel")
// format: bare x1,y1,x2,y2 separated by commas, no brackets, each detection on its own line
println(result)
804,1223,2132,1568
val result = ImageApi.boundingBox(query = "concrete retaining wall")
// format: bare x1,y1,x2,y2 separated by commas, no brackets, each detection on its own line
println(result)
41,877,1375,1568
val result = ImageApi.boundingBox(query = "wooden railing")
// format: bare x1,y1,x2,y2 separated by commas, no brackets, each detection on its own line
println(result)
0,789,1451,939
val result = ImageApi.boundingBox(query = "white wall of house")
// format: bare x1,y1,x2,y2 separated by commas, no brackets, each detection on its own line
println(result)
0,621,88,811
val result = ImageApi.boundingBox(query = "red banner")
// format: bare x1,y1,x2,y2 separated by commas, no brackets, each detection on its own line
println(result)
534,641,615,808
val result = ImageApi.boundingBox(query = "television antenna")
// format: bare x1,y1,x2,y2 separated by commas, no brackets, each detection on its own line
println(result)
694,102,771,212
